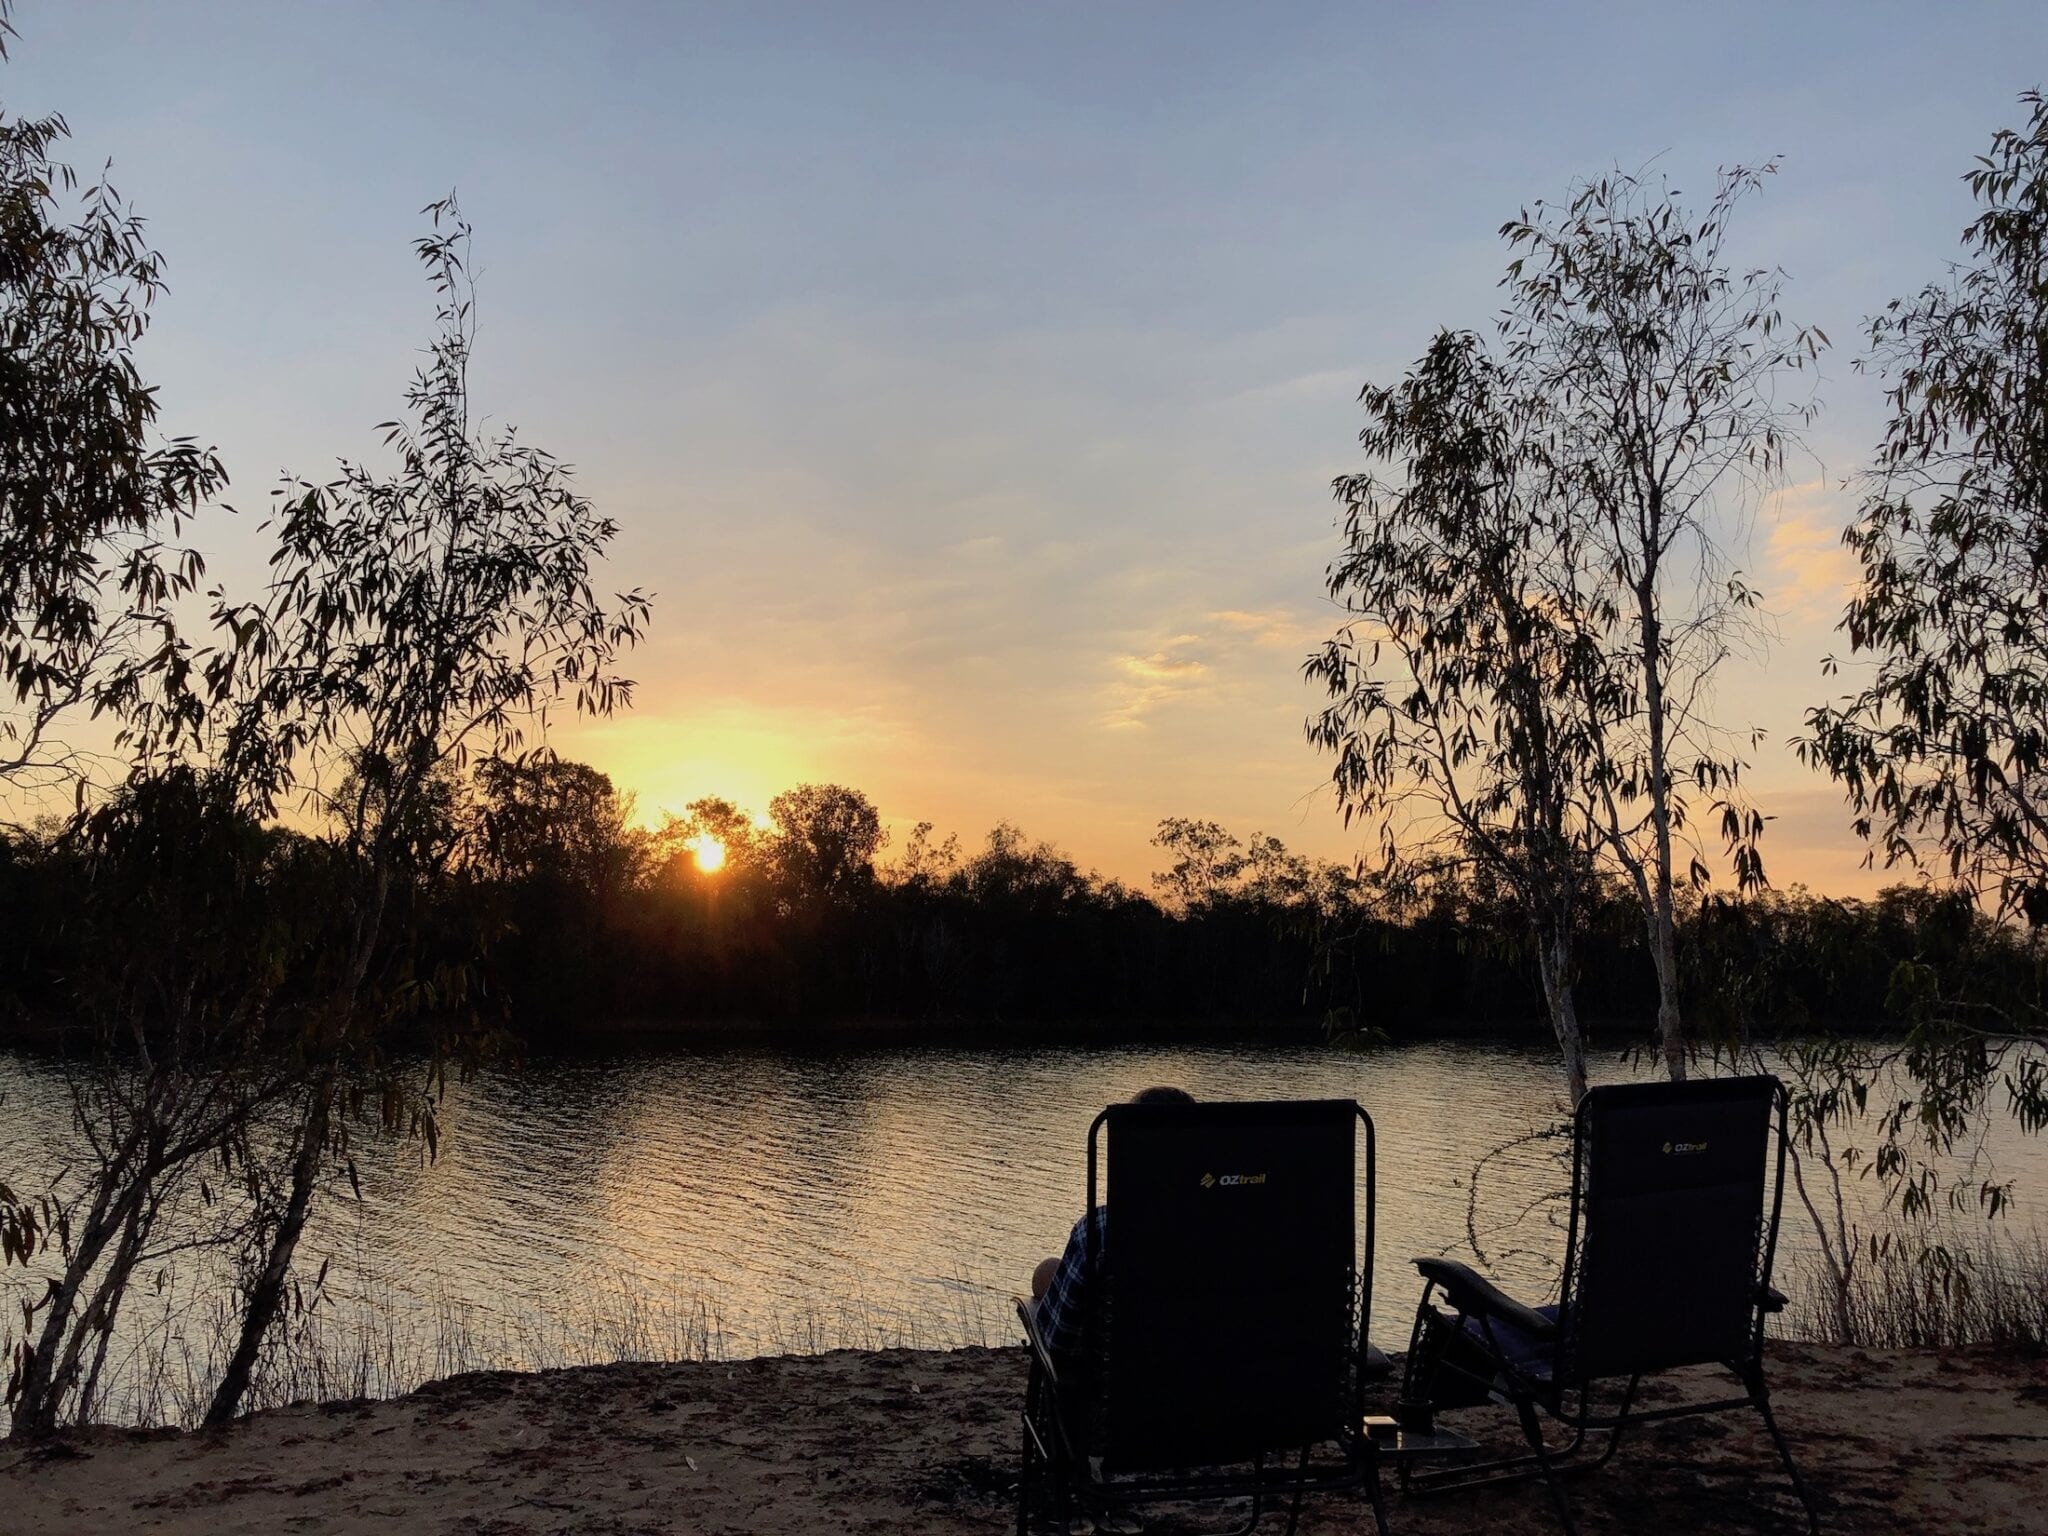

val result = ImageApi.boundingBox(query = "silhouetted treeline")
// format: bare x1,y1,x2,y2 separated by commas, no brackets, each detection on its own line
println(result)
2,761,2040,1048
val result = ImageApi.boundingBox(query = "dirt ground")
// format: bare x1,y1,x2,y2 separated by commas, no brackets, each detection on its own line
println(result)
3,1342,2045,1534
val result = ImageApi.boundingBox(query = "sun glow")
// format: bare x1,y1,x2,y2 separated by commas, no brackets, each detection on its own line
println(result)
688,834,728,875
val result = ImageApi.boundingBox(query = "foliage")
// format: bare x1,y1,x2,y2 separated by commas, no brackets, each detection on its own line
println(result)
1495,163,1822,1081
1151,817,1251,910
1307,327,1603,1098
467,756,641,1025
197,198,649,828
0,1,222,794
9,771,2003,1046
890,820,961,889
1798,92,2048,1199
766,782,885,908
3,771,330,1433
0,5,238,1434
1803,93,2048,924
650,795,763,882
107,196,649,1429
472,756,637,896
1310,167,1820,1093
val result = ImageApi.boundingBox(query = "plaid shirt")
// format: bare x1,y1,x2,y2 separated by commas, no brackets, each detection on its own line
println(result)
1037,1206,1107,1362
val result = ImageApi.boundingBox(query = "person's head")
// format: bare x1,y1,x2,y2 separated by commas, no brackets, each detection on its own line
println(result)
1129,1085,1195,1107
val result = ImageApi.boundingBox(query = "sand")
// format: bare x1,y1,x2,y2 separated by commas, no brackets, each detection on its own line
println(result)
3,1342,2045,1534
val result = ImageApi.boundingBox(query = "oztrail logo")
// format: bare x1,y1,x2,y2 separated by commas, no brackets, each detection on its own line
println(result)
1661,1140,1710,1156
1200,1172,1267,1188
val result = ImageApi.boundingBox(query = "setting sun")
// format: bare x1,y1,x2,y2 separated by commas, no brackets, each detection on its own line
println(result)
689,834,727,875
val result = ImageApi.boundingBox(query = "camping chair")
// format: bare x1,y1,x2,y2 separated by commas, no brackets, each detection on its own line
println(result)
1015,1098,1396,1536
1394,1074,1821,1535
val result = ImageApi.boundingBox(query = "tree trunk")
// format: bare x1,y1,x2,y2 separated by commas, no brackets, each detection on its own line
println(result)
55,1191,153,1425
1535,926,1590,1105
1783,1109,1858,1343
208,845,390,1428
1785,1143,1854,1344
12,1228,115,1437
9,1136,147,1438
1639,586,1687,1082
204,1076,331,1427
1651,923,1686,1081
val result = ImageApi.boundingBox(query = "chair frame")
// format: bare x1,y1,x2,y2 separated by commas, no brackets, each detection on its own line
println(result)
1394,1075,1821,1535
1016,1100,1393,1536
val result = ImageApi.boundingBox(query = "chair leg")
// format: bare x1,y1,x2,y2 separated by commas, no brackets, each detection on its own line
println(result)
1753,1389,1822,1535
1359,1446,1393,1536
1515,1396,1581,1536
1016,1426,1034,1536
1586,1373,1640,1471
1277,1442,1336,1536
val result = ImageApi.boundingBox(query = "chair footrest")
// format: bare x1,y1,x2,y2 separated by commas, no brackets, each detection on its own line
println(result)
1363,1416,1481,1459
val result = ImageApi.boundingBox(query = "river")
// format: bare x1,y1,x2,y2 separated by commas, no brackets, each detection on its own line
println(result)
3,1037,2043,1424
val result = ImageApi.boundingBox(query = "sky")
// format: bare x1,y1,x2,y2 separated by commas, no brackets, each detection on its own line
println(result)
9,1,2046,894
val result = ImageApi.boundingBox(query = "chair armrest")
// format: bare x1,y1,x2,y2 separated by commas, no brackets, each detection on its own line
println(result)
1760,1284,1788,1314
1413,1257,1558,1341
1016,1297,1062,1389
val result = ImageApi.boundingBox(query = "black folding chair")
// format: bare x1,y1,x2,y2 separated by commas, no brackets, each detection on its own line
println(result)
1015,1099,1394,1536
1395,1074,1822,1534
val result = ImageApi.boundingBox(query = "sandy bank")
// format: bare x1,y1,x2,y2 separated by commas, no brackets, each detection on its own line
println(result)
3,1342,2045,1533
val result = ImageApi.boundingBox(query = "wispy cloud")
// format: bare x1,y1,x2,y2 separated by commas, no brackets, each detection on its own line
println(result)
1207,606,1324,651
1104,634,1211,729
1764,483,1859,625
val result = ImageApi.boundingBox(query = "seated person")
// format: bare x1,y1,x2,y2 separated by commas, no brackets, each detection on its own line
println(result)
1028,1084,1196,1361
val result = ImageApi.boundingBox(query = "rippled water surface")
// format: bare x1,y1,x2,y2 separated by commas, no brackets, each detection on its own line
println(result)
5,1037,2046,1410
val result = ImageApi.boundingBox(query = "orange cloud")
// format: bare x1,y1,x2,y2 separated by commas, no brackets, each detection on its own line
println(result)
1765,483,1859,625
1206,607,1325,650
1105,635,1211,729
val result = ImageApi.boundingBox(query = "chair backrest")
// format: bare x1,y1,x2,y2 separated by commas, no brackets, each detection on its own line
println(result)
1559,1075,1785,1382
1086,1098,1370,1470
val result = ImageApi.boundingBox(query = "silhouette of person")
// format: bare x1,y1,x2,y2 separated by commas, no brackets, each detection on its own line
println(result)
1028,1084,1196,1358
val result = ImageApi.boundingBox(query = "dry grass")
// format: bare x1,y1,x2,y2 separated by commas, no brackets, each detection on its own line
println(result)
25,1267,1007,1432
1786,1220,2048,1351
31,1214,2046,1433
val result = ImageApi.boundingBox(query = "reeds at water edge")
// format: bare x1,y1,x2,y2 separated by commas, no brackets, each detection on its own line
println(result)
12,1225,2042,1434
1788,1220,2048,1351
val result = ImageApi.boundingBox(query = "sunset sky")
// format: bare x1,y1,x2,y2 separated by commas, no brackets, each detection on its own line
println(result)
14,2,2046,894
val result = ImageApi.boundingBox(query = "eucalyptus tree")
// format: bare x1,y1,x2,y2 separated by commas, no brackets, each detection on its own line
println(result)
1307,329,1603,1101
0,1,222,796
1804,94,2048,930
1151,817,1248,911
1500,164,1823,1080
888,820,961,888
4,772,328,1435
1800,92,2048,1185
188,197,649,1424
0,1,237,1435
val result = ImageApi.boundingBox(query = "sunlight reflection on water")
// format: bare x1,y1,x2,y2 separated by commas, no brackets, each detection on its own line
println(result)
5,1037,2045,1396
